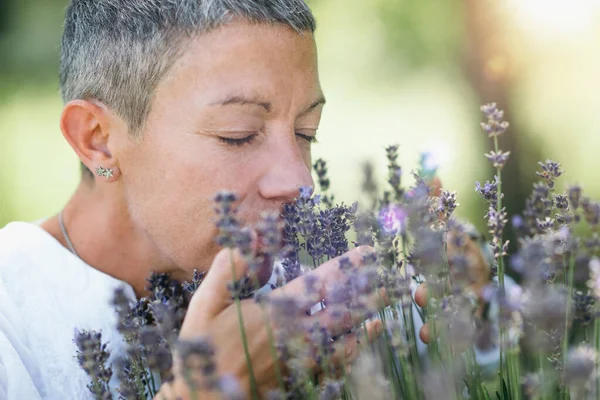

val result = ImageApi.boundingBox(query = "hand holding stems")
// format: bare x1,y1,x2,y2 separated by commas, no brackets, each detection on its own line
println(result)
414,231,491,347
156,244,389,399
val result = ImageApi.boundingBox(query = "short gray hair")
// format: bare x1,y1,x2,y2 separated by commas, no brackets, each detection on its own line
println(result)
59,0,316,177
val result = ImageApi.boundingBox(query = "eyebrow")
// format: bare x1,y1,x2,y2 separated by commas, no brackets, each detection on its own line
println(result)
299,96,327,117
212,95,326,116
215,96,272,112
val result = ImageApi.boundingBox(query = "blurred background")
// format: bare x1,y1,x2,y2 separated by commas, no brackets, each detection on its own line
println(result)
1,0,600,260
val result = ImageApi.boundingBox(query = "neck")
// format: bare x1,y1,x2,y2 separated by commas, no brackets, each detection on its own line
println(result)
42,180,177,298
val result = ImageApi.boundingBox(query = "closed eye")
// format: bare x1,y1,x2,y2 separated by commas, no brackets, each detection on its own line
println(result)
297,133,318,144
218,135,257,147
219,133,317,147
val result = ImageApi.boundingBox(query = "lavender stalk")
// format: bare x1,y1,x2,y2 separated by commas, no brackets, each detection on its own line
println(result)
480,102,512,397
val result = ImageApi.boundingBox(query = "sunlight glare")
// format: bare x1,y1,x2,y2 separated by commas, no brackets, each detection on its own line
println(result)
509,0,600,39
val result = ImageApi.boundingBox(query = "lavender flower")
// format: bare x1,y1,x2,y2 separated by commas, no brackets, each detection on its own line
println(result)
314,158,334,208
536,160,564,190
354,209,376,246
564,346,597,393
487,206,509,262
567,184,583,210
182,269,206,297
573,290,595,326
319,380,343,400
475,176,501,209
218,373,245,400
484,150,511,169
361,161,379,209
307,322,335,369
522,181,554,236
582,199,600,229
377,204,407,236
214,191,241,248
480,103,510,138
74,329,113,399
438,190,459,220
522,285,569,350
113,357,139,400
386,144,404,201
176,337,220,391
256,211,284,257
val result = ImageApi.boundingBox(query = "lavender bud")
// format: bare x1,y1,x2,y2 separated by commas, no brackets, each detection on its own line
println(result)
438,190,459,220
475,177,500,209
214,191,241,248
377,204,407,235
176,337,219,391
480,103,510,138
536,159,564,189
73,329,113,397
320,380,343,400
484,150,511,169
564,346,597,389
567,184,582,209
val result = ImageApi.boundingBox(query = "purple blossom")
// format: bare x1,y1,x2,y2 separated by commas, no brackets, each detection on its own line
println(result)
319,380,343,400
564,346,597,389
214,191,241,248
73,329,113,398
314,158,334,208
475,176,501,209
176,337,219,391
437,190,458,220
536,160,564,190
484,150,511,169
386,145,404,201
480,103,510,138
182,269,206,297
377,204,407,235
567,184,582,209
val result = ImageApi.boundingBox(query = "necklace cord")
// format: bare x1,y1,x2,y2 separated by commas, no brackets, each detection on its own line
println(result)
58,211,79,257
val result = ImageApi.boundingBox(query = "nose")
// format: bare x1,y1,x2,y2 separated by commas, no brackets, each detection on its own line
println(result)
257,138,314,203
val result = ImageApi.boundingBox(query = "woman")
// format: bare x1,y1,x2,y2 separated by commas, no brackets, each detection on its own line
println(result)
0,1,502,398
0,1,386,398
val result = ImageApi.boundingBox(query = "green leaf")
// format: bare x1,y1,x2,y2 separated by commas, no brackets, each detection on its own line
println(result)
482,386,492,400
502,377,511,400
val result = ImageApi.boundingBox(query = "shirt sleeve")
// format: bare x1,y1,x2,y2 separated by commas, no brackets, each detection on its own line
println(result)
0,279,44,400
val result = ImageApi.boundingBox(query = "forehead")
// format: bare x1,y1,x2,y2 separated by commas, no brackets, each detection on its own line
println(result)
155,21,321,110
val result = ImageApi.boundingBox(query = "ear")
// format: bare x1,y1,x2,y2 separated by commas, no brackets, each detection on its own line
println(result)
60,100,124,181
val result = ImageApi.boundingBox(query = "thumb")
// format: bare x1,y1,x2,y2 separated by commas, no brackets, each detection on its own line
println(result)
182,233,258,336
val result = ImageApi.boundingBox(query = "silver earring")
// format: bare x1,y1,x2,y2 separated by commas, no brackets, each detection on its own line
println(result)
95,166,114,179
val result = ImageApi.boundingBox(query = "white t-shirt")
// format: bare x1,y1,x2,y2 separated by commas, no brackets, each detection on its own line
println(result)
0,222,136,399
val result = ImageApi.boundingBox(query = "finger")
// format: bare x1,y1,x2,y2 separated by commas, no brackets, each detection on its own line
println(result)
185,247,251,331
419,322,430,344
272,245,375,300
311,288,390,337
415,283,428,308
328,319,383,367
419,320,441,345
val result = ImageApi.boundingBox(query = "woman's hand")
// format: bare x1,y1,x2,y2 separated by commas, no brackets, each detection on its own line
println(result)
167,245,387,398
414,232,491,344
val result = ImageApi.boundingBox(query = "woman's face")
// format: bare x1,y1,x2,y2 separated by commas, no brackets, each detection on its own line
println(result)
116,21,323,276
